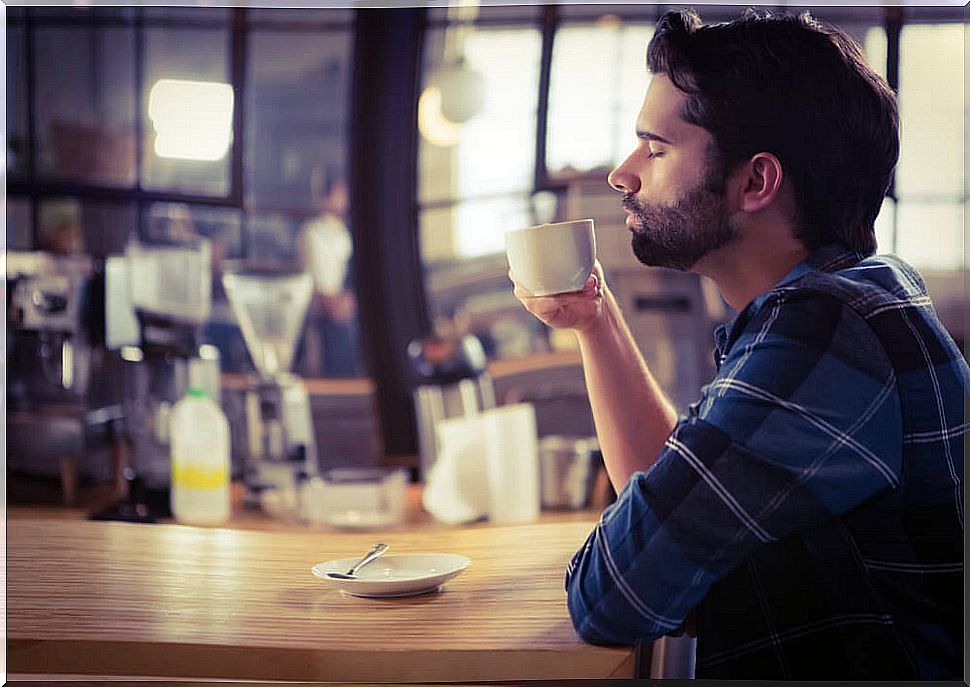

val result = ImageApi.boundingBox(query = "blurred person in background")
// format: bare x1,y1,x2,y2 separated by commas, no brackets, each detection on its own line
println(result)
512,9,966,680
298,169,363,377
38,199,85,255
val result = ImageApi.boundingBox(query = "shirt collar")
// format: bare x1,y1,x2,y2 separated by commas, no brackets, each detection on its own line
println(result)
713,243,864,363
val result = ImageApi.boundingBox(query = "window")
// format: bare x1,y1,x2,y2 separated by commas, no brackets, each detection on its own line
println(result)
38,198,137,258
245,30,351,212
419,23,542,260
244,12,361,378
7,21,28,178
7,199,32,251
141,23,231,196
893,22,965,271
546,20,654,178
417,11,545,361
9,7,363,380
34,23,137,187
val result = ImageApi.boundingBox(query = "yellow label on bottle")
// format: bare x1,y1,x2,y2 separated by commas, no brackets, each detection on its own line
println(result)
173,462,228,490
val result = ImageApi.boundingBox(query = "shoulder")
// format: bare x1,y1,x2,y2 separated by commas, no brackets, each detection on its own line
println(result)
720,266,902,389
769,253,930,321
737,253,931,351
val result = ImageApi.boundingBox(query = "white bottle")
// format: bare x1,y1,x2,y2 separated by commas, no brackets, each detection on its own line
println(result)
170,385,231,525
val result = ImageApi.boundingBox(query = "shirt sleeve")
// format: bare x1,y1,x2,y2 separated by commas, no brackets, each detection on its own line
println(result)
564,289,902,645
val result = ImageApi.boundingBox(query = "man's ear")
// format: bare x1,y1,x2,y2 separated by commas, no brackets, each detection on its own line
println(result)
735,152,784,213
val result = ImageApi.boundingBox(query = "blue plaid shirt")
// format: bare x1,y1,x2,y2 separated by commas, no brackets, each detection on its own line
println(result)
565,244,967,679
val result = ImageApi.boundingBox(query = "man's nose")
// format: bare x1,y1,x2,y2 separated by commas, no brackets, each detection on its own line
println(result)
607,158,639,194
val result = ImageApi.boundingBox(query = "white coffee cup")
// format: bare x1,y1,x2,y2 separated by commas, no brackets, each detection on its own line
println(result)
506,219,596,296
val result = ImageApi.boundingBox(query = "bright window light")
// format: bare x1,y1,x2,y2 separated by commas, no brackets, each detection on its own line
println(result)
148,79,234,161
547,23,654,176
418,85,463,147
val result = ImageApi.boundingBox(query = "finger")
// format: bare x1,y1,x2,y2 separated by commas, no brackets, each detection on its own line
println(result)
578,273,604,300
513,283,535,300
509,271,534,298
526,288,597,304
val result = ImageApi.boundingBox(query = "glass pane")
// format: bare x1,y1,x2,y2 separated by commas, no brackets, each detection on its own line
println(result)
418,26,541,362
143,7,231,23
547,22,654,178
31,7,135,21
427,5,539,23
558,5,657,21
420,194,533,263
7,22,28,178
243,210,365,378
418,26,541,205
7,198,33,251
38,198,136,258
874,197,895,256
245,30,352,211
34,26,137,186
248,8,354,25
863,26,888,81
895,201,964,272
80,202,138,257
422,246,551,360
896,24,965,198
142,27,231,196
245,212,300,266
147,202,242,258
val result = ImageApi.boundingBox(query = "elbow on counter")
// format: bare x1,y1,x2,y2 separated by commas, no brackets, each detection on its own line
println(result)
565,568,666,647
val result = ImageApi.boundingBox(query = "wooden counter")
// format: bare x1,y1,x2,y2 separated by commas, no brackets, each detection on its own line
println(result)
7,516,644,682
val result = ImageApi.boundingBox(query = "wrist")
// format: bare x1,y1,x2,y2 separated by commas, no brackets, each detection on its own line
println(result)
575,286,618,341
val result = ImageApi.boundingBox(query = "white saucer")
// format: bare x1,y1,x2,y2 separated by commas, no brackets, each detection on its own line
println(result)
311,553,471,598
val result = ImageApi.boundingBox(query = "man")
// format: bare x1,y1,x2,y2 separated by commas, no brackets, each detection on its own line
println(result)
512,9,966,680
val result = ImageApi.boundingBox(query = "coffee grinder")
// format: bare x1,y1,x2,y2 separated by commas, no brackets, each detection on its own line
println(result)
221,267,319,508
104,235,219,517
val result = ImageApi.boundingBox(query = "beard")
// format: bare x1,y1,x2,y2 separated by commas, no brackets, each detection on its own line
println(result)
625,167,740,271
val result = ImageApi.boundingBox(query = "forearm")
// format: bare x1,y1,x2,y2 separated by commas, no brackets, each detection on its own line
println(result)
576,285,678,490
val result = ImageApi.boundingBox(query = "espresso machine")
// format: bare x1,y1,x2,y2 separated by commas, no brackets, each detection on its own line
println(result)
6,251,103,502
104,235,219,515
221,266,319,505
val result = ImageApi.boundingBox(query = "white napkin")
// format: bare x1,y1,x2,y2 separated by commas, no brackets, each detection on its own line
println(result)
422,415,490,525
422,404,540,526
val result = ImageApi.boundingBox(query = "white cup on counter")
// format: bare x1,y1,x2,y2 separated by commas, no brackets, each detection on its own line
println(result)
506,218,596,296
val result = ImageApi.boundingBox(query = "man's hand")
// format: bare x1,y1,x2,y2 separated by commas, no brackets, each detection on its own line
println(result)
510,260,607,332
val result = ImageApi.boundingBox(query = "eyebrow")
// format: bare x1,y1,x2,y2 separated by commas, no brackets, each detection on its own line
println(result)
637,130,673,145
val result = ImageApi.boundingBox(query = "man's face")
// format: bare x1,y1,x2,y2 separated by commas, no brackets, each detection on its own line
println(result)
608,74,740,271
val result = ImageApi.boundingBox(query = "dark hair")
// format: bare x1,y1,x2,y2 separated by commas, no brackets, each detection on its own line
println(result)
647,9,899,255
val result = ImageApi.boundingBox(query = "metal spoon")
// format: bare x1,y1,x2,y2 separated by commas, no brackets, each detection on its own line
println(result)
325,543,388,580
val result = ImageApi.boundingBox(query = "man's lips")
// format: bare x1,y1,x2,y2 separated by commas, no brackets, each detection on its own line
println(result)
622,196,641,230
